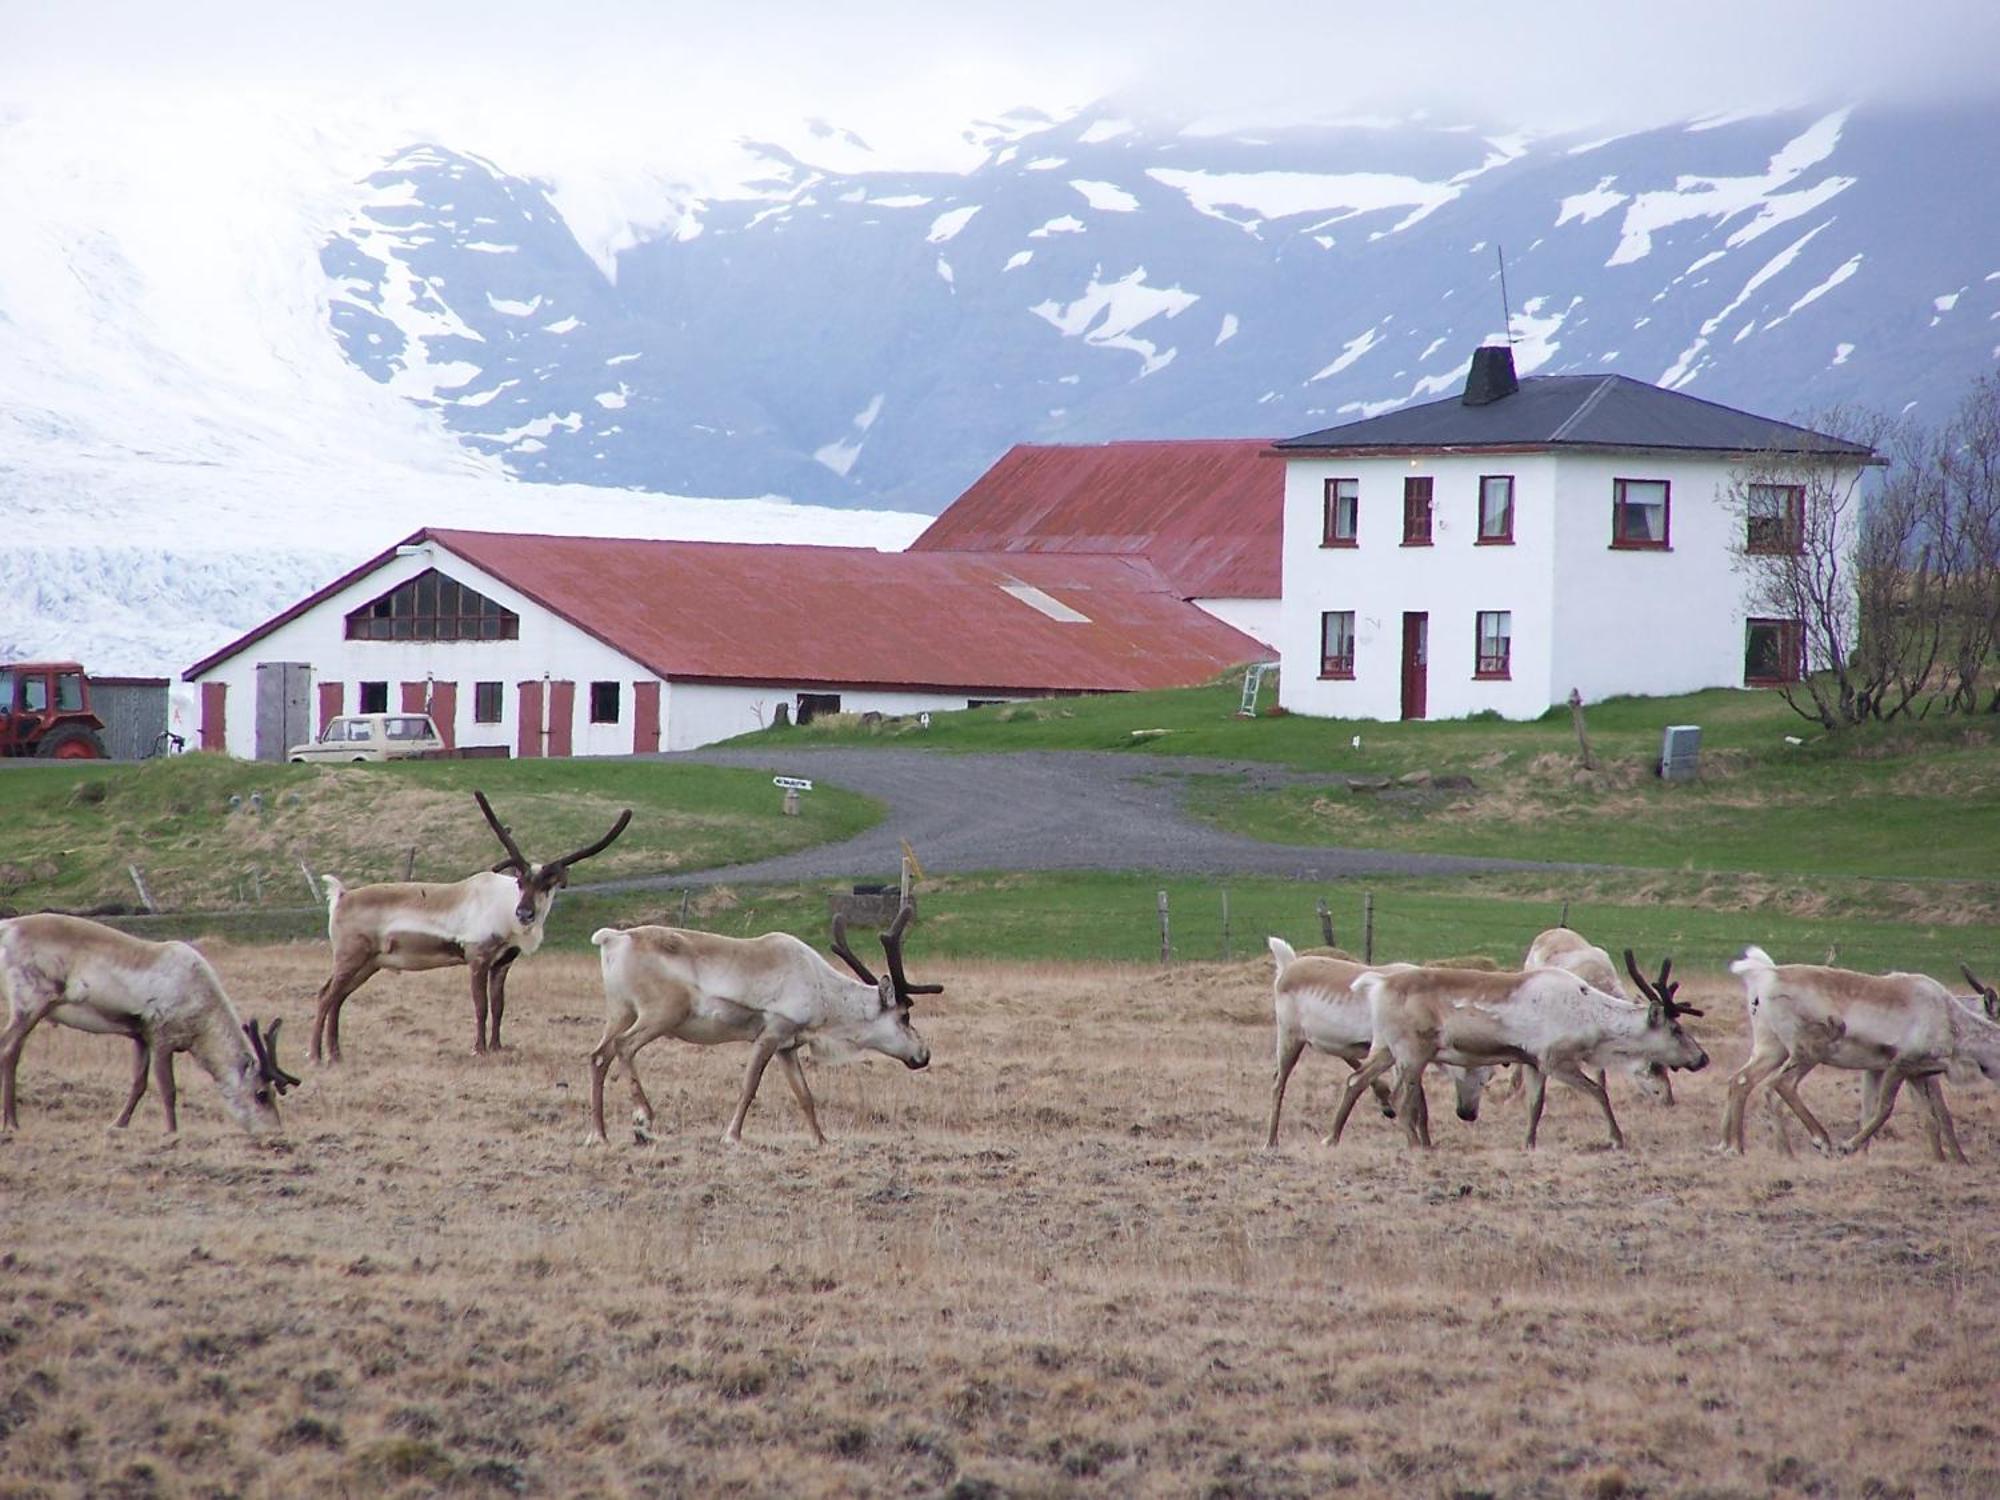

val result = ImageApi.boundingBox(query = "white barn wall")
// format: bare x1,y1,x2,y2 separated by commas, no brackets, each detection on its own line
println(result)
1192,596,1280,649
663,683,1029,752
186,547,658,759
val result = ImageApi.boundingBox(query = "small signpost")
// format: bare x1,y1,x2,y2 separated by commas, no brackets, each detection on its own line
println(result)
774,775,813,816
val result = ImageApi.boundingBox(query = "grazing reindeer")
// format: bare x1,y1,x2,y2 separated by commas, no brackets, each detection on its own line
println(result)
1719,947,2000,1162
1329,953,1708,1150
587,903,939,1146
312,791,630,1062
0,914,298,1135
1264,937,1493,1148
1522,927,1675,1104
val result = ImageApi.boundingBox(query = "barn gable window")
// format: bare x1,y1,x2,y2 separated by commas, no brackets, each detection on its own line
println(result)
345,569,520,642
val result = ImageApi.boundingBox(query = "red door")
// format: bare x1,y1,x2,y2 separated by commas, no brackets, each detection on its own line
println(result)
317,681,343,735
201,682,227,751
633,681,661,754
517,680,544,758
547,680,575,758
400,681,427,713
429,681,457,751
1400,612,1429,721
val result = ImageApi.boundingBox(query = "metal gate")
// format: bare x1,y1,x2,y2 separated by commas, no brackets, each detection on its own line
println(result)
255,662,313,762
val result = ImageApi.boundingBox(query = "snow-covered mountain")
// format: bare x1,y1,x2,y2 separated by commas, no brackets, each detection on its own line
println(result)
3,94,1996,673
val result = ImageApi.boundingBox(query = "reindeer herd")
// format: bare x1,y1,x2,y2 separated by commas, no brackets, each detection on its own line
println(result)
2,791,1997,1162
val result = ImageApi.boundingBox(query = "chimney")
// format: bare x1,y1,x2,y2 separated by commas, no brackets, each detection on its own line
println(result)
1462,345,1519,406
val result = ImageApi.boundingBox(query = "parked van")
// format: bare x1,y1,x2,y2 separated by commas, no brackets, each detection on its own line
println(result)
288,713,445,763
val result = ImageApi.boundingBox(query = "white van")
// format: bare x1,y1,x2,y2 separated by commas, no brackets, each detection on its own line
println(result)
288,713,446,763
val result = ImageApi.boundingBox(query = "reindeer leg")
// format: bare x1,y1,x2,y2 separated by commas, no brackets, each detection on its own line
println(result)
1839,1071,1908,1156
777,1048,827,1146
312,955,378,1064
487,948,520,1050
153,1049,178,1134
1768,1058,1837,1154
469,958,493,1054
1718,1038,1788,1154
113,1035,151,1128
585,1004,632,1146
724,1033,786,1145
1326,1045,1397,1146
1552,1061,1623,1149
1266,1035,1306,1148
0,980,61,1131
1400,1064,1433,1149
1522,1065,1549,1148
1408,1069,1434,1148
1918,1077,1967,1165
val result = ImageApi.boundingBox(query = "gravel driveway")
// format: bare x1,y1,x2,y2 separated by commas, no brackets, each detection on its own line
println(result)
590,748,1581,892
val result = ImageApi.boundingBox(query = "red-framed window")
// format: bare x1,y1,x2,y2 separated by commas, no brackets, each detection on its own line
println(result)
1477,475,1514,544
1745,618,1803,685
1322,478,1359,546
1475,611,1512,680
1402,476,1434,546
1746,483,1805,555
1612,478,1671,550
1320,610,1356,679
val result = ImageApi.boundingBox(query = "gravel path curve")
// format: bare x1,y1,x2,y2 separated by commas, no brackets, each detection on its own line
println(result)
588,747,1586,893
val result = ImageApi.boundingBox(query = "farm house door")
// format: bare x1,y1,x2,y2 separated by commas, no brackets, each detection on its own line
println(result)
1400,613,1428,721
255,662,312,761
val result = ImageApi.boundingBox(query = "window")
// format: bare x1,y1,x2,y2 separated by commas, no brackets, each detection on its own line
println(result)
1746,483,1805,554
1745,618,1803,685
1477,475,1514,544
1319,610,1356,678
384,716,432,741
474,681,503,724
590,681,621,723
345,568,520,641
796,693,842,725
1322,478,1359,546
1402,477,1434,545
1475,611,1512,679
21,675,47,713
358,681,388,713
1612,479,1671,549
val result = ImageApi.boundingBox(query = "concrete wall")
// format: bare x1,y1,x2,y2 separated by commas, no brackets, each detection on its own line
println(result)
663,682,1028,752
1192,596,1281,649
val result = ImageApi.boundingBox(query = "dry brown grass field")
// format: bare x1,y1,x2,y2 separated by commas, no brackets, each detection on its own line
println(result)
3,943,1997,1499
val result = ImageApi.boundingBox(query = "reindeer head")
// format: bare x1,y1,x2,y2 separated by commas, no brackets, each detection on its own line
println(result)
1450,1065,1496,1123
829,903,942,1070
1625,949,1709,1074
218,1019,300,1135
1963,964,1999,1023
477,791,632,929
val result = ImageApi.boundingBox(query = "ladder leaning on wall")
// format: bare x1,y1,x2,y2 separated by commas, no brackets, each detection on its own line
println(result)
1238,661,1274,717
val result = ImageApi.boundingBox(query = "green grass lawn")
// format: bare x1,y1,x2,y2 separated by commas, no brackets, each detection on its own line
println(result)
0,753,880,914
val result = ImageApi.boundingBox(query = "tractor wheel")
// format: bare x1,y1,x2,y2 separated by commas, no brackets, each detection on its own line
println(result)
36,726,108,760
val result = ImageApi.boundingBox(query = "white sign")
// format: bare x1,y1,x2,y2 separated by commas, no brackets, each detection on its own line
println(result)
772,776,815,792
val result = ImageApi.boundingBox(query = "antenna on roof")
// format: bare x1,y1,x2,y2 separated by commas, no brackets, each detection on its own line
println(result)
1495,244,1517,346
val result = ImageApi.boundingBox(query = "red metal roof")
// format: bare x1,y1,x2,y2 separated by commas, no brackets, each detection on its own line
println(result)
909,439,1282,600
188,528,1271,692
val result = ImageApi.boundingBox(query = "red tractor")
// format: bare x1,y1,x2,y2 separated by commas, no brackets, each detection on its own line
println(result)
0,662,110,759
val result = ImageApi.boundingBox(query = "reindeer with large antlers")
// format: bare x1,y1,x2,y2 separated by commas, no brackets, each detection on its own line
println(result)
1,914,299,1135
586,903,939,1146
311,791,631,1062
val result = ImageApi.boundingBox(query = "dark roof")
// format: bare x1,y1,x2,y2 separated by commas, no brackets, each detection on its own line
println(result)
186,528,1271,691
910,439,1281,599
1275,374,1877,458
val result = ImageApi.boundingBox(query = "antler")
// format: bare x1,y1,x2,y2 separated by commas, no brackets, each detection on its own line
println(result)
828,914,880,985
549,810,633,874
1964,963,2000,1021
242,1019,302,1094
475,790,530,874
1625,947,1704,1019
879,901,945,1002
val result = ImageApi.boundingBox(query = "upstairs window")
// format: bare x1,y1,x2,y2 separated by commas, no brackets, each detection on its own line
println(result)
1402,477,1434,546
1319,610,1356,679
590,681,621,723
1475,611,1512,679
1745,618,1803,685
1612,479,1671,549
1746,483,1805,554
1322,478,1359,546
346,568,521,641
1477,475,1515,544
474,681,503,724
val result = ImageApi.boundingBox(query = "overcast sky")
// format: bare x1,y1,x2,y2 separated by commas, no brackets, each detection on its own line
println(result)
7,0,1998,169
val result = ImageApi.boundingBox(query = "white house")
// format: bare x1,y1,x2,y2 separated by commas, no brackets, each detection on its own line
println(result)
184,528,1269,759
1273,346,1876,722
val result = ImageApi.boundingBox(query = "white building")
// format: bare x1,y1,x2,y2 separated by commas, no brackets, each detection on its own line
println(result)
1274,347,1876,721
184,528,1268,759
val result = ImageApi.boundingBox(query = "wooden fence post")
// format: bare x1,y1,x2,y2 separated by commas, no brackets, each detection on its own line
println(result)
128,865,157,915
1317,896,1335,948
1157,890,1171,964
1568,687,1598,771
1221,888,1232,961
1363,891,1375,965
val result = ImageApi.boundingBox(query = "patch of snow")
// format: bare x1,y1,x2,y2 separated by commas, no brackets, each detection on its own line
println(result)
1029,266,1197,376
926,204,981,243
1070,179,1140,212
814,435,863,477
1078,118,1135,145
1216,313,1239,346
1419,336,1447,361
936,257,955,286
1147,166,1460,234
605,352,642,366
1028,215,1086,238
1025,157,1067,170
462,241,518,254
1555,176,1627,227
485,293,543,317
1661,224,1830,384
871,194,932,208
1832,342,1854,365
1935,290,1963,312
1003,250,1034,271
543,315,581,334
1311,328,1381,381
1777,254,1863,319
593,384,630,410
453,379,518,408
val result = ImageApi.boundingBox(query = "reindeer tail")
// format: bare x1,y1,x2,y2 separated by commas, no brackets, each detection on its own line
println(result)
1267,935,1298,976
1730,944,1777,978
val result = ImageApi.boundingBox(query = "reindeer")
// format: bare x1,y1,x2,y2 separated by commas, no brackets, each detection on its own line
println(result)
312,791,630,1062
1522,927,1676,1105
1264,937,1493,1147
1719,947,2000,1162
0,914,298,1135
587,903,938,1146
1328,952,1708,1150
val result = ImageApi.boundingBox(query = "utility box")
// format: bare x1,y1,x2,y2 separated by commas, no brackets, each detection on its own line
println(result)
1660,724,1701,783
